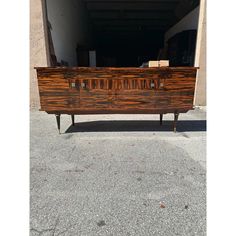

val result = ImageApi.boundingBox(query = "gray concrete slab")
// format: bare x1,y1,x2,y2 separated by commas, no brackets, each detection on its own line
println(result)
30,108,206,236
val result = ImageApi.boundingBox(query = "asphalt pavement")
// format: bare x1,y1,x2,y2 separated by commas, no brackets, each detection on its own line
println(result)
30,107,206,236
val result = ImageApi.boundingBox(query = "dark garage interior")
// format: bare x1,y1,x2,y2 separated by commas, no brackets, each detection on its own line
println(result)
45,0,200,67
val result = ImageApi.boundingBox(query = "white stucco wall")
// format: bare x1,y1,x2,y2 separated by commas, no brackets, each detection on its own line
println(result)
46,0,91,66
30,0,49,109
165,6,200,43
194,0,206,106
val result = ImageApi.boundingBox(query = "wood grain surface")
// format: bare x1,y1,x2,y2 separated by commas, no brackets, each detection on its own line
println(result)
35,67,198,115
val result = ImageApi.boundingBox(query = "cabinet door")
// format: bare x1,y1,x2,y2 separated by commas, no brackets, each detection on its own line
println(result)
111,79,158,111
69,79,111,111
155,68,196,110
37,70,70,111
72,78,159,113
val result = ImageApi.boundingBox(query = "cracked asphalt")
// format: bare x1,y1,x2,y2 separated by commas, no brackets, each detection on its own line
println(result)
30,108,206,236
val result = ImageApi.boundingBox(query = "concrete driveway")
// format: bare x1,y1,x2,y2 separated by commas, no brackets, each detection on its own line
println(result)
30,108,206,236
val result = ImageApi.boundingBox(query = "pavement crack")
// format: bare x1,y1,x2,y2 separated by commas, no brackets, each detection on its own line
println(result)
30,227,54,235
56,229,69,236
30,216,60,236
56,223,78,236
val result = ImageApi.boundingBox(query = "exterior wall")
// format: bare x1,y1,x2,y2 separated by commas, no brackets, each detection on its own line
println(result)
46,0,91,66
30,0,49,109
194,0,206,106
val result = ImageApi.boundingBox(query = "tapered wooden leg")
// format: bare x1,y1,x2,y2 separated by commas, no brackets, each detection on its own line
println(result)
173,112,179,133
160,114,163,125
71,114,75,126
55,114,61,134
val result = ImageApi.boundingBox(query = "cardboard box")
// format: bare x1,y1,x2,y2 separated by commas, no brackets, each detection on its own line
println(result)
148,61,159,67
159,60,169,67
148,60,169,67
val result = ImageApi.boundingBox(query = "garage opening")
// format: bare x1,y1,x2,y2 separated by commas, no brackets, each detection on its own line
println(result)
45,0,200,67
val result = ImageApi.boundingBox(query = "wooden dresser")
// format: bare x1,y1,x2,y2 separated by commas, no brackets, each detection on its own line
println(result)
35,67,198,133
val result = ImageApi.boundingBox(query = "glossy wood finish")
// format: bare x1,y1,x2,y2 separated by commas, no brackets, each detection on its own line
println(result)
35,67,198,132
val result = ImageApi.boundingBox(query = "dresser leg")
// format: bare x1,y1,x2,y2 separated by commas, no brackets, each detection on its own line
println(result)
160,114,163,125
71,115,75,126
55,114,61,134
173,112,179,133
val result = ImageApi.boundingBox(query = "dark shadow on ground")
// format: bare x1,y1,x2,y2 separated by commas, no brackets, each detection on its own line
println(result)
64,120,206,133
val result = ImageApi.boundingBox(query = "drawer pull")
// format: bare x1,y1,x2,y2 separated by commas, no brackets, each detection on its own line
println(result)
81,82,86,88
151,82,155,89
71,82,76,88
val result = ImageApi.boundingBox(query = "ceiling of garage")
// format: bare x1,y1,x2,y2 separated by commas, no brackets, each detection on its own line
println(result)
83,0,200,32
